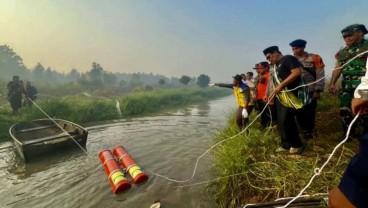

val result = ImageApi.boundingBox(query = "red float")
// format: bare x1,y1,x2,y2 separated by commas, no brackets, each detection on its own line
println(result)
98,149,131,193
113,145,148,184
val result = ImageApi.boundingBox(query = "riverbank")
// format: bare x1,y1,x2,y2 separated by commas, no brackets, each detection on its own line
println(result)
0,87,230,140
209,94,359,208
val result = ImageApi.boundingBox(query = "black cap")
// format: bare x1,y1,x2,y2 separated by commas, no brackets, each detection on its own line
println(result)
233,74,243,82
259,61,269,67
289,39,307,47
341,24,368,35
263,46,279,55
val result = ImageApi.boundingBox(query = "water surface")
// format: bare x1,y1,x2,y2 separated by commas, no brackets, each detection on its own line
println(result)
0,96,235,208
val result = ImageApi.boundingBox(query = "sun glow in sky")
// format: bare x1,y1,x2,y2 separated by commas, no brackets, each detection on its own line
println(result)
1,0,368,82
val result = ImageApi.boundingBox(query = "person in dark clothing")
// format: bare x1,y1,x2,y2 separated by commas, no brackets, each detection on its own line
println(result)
329,70,368,208
263,46,304,154
7,75,25,115
290,39,325,140
24,81,38,107
211,74,251,130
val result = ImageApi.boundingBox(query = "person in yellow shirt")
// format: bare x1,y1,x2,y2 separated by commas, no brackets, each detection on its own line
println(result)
211,74,250,130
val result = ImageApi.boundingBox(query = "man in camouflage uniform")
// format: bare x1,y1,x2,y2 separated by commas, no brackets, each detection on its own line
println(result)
290,39,325,139
329,24,368,137
7,75,25,115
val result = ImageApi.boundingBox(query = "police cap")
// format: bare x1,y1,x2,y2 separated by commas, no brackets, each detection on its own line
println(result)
289,39,307,47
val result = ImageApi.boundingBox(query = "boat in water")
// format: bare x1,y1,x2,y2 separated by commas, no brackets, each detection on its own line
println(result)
9,118,88,162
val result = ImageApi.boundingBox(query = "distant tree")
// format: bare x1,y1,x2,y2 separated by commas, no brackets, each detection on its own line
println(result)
145,85,154,91
158,78,166,85
87,62,104,88
32,63,46,82
67,68,81,82
45,67,56,83
179,75,191,85
103,72,118,86
196,74,211,87
129,73,143,88
0,45,28,80
78,73,89,86
119,79,127,88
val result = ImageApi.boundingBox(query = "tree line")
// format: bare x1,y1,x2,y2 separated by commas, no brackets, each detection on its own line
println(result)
0,45,211,92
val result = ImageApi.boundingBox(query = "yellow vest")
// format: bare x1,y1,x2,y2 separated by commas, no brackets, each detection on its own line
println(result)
233,86,247,108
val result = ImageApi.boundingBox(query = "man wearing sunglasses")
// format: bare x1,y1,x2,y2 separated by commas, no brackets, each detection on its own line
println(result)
329,24,368,139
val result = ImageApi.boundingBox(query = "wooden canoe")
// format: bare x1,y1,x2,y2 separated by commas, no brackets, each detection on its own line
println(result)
9,118,88,162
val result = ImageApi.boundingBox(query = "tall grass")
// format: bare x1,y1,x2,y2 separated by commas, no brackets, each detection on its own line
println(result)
118,88,227,116
20,97,118,123
0,87,230,140
209,93,357,208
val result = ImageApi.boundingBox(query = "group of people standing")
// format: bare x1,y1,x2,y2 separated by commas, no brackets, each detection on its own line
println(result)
212,38,325,154
7,75,38,115
213,23,368,208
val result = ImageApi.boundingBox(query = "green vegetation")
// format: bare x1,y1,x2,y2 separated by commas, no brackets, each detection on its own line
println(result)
1,44,222,141
0,45,214,92
0,87,230,141
208,94,358,208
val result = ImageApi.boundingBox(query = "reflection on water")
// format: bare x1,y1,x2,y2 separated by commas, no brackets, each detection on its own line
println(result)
0,96,235,208
8,148,86,180
196,102,211,116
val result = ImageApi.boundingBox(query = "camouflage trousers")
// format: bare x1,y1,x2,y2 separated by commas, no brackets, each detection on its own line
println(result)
339,89,368,137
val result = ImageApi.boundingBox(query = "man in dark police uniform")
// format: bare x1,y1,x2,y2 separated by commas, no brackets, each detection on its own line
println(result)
289,39,325,139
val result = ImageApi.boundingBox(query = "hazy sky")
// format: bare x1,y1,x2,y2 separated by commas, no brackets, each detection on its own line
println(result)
1,0,368,82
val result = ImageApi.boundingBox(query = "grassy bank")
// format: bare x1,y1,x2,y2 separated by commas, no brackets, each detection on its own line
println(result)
209,94,358,208
0,87,230,141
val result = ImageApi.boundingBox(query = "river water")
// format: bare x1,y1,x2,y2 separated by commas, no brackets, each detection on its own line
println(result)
0,95,236,208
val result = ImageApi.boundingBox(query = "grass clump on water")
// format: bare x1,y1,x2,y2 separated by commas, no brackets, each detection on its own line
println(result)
208,94,358,208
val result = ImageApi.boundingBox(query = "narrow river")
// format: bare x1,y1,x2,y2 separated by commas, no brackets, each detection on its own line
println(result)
0,95,235,208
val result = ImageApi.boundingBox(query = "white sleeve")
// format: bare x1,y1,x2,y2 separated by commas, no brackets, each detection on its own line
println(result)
354,57,368,98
